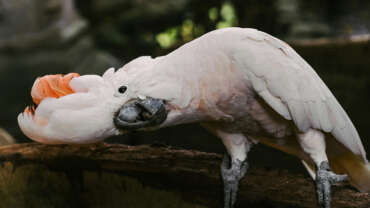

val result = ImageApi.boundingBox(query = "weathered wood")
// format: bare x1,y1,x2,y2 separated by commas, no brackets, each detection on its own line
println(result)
0,143,368,208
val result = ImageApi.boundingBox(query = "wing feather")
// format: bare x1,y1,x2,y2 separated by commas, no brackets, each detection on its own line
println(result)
234,29,367,161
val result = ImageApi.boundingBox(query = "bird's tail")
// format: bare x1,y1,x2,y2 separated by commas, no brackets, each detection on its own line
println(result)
257,135,370,192
326,135,370,193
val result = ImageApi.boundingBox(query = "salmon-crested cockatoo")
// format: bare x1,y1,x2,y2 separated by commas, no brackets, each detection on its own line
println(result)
18,27,370,208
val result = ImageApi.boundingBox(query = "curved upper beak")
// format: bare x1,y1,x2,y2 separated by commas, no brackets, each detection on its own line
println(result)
114,97,167,130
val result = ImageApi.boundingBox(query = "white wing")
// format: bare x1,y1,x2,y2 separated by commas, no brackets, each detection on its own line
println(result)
232,28,367,162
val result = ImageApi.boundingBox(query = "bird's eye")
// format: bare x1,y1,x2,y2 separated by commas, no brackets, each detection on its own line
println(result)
118,86,127,94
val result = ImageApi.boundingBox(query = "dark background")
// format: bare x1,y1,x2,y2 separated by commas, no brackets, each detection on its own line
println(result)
0,0,369,172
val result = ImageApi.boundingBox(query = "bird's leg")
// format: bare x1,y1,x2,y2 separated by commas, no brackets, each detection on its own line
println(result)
201,126,251,208
297,129,349,208
315,161,349,208
221,153,248,208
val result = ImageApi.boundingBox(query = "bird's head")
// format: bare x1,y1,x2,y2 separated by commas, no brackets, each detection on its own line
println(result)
17,57,181,144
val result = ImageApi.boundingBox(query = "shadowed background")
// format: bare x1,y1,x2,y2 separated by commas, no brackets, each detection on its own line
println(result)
0,0,369,173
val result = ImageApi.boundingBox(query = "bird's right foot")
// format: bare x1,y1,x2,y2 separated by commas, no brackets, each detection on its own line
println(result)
315,161,349,208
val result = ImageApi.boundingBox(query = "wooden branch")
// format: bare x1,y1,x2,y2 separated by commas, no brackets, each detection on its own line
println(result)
0,143,368,208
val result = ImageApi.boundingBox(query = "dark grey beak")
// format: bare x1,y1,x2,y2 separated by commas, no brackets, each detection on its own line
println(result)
114,97,167,130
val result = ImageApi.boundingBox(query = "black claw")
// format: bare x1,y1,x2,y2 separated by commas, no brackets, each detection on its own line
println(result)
223,183,232,208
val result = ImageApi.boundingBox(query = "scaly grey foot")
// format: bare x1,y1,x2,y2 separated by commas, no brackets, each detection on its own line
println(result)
220,154,248,208
316,161,349,208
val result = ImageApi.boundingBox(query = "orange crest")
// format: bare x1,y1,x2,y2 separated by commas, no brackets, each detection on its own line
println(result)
31,73,80,105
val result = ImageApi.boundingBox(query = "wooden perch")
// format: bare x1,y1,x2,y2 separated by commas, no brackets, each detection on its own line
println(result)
0,143,368,208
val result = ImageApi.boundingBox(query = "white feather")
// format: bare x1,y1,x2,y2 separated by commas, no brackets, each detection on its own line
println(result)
221,28,367,162
18,72,121,143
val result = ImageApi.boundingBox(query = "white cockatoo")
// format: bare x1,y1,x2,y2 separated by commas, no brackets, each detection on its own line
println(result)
18,27,370,208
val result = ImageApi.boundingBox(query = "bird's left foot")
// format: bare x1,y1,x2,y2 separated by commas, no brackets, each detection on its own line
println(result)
315,161,349,208
221,154,248,208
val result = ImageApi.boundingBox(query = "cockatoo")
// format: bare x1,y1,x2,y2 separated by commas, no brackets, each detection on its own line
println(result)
18,27,370,208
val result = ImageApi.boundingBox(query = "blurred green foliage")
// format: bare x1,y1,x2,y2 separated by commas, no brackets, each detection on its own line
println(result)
155,1,238,49
75,0,370,59
77,0,286,59
216,2,238,29
156,27,178,49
